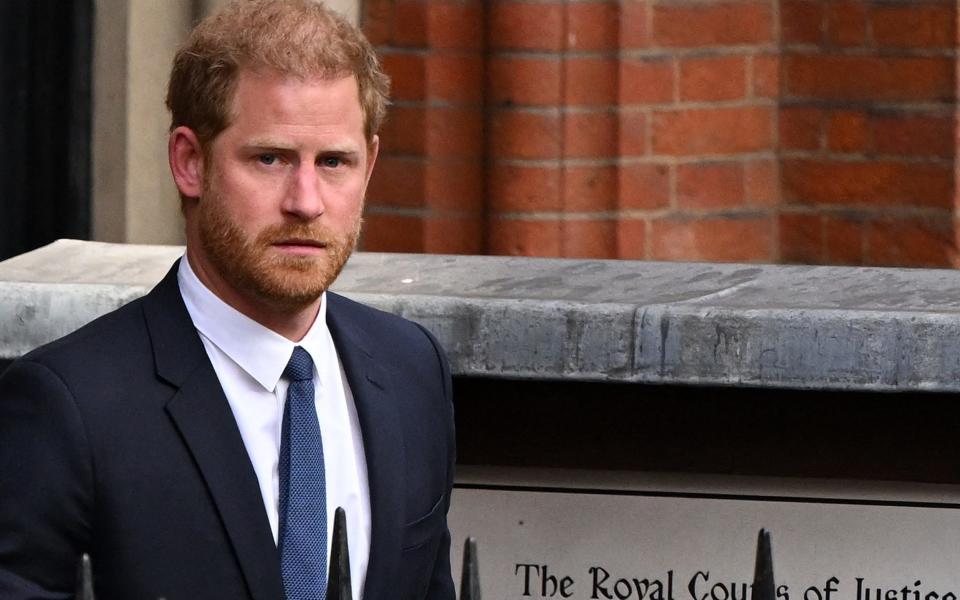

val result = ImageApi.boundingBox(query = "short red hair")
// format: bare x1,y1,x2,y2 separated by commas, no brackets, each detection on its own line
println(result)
166,0,390,146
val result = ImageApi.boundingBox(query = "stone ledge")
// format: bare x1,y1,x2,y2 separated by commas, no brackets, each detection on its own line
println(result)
3,239,960,391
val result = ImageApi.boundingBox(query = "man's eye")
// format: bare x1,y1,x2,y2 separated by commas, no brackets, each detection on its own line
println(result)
321,157,342,168
258,154,278,166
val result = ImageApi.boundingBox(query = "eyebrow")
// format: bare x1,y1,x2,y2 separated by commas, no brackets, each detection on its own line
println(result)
242,139,361,155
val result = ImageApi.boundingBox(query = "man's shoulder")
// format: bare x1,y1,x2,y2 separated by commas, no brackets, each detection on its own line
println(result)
326,291,445,360
327,292,414,329
19,295,152,374
16,262,186,379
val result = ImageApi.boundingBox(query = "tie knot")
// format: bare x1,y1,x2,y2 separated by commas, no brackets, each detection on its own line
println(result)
284,347,314,382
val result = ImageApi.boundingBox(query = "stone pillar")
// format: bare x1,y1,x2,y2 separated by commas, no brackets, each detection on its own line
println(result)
92,0,193,245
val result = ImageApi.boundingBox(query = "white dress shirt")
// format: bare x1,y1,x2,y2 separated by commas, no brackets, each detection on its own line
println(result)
178,257,370,599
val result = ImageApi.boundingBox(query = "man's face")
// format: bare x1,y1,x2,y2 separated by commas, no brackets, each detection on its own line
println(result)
187,69,378,313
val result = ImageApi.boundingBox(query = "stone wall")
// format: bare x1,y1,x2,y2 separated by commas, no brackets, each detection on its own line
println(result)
5,239,960,484
6,239,960,392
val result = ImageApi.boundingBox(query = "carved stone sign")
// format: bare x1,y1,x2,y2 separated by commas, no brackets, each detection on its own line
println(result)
448,470,960,600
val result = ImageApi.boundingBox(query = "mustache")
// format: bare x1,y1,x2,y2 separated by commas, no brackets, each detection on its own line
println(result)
255,223,334,245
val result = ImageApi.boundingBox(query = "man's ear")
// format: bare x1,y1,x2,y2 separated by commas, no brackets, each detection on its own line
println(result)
169,126,205,199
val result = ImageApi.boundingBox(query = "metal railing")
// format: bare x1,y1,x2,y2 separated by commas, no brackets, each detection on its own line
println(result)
73,506,482,600
74,512,777,600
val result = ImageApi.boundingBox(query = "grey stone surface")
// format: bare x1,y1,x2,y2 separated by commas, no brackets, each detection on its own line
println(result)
3,239,960,391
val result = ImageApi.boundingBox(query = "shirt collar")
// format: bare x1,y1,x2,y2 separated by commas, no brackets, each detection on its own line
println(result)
177,255,328,391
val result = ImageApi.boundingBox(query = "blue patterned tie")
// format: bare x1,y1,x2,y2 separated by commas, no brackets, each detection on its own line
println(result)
278,346,327,600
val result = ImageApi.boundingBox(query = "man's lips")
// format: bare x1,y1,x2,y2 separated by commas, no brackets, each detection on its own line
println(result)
272,239,328,253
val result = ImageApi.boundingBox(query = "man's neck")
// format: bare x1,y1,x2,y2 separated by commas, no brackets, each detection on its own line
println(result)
185,250,322,342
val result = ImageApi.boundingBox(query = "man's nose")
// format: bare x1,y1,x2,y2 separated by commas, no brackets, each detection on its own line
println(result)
282,162,325,219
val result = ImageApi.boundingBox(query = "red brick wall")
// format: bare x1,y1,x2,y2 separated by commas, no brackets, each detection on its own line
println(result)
362,0,958,267
362,0,486,253
779,0,957,266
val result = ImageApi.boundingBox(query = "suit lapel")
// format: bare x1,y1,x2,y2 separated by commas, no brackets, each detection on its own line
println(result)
326,294,405,600
143,262,284,600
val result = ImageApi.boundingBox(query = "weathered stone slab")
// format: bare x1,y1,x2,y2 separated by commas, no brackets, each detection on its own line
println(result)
3,239,960,391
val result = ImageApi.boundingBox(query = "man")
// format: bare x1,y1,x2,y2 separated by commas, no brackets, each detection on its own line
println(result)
0,1,455,598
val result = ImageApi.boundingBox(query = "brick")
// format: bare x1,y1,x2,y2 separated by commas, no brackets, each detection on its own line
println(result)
619,58,674,105
781,0,823,45
783,55,954,102
425,159,483,211
679,55,747,102
778,106,822,151
781,159,953,208
361,213,424,252
563,165,617,212
487,56,562,107
779,212,821,263
488,163,562,212
616,219,648,260
362,0,392,45
567,1,619,51
826,110,868,153
487,109,562,160
379,106,426,155
426,107,483,157
565,57,618,106
394,0,428,47
562,219,617,258
427,54,483,104
826,1,867,47
744,158,779,206
653,1,774,48
380,52,425,102
620,1,649,48
652,107,774,156
367,156,425,207
650,216,774,262
866,217,953,267
873,113,953,159
428,2,483,50
676,161,745,210
823,214,864,265
563,111,617,159
487,217,562,256
872,4,956,49
953,220,960,267
424,215,484,254
489,1,564,51
619,110,648,156
618,163,671,210
751,54,779,98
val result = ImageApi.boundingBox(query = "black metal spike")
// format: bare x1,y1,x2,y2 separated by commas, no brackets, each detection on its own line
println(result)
459,537,481,600
751,529,775,600
326,506,352,600
75,553,94,600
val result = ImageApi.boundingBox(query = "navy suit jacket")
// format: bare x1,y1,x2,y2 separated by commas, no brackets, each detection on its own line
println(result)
0,262,456,599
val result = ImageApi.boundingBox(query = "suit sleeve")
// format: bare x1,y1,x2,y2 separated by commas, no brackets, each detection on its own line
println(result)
414,323,457,600
0,359,94,599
